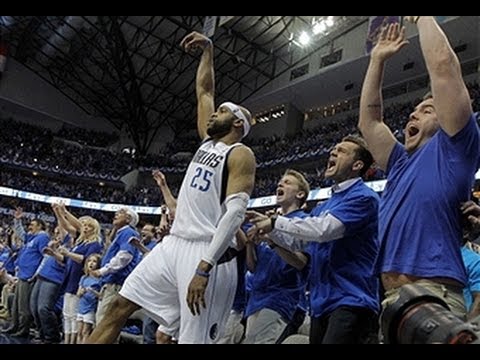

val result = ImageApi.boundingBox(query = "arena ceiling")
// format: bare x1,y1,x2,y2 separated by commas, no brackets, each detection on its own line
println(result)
0,16,368,154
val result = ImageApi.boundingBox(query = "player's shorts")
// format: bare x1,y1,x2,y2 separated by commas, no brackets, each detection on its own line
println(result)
120,234,237,343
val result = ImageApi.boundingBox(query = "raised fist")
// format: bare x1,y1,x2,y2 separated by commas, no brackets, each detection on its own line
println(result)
180,31,212,54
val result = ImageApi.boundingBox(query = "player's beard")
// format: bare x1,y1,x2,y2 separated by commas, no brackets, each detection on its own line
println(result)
207,120,232,138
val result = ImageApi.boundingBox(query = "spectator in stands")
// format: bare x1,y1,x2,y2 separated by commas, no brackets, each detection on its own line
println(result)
127,223,160,345
3,208,50,338
248,135,380,344
128,223,158,257
358,19,480,324
76,253,102,344
91,208,141,325
242,169,310,344
29,224,71,344
48,203,103,344
153,170,177,219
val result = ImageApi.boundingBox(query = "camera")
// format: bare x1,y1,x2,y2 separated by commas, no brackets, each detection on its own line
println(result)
381,283,480,344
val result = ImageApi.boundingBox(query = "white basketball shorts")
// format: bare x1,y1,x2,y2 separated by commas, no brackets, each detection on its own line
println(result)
120,234,237,343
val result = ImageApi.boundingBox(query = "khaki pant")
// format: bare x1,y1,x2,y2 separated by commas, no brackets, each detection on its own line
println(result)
95,283,122,325
217,310,244,344
243,308,287,344
382,279,466,318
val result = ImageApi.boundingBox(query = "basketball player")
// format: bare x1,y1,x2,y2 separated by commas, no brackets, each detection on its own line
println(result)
358,18,480,320
86,31,256,344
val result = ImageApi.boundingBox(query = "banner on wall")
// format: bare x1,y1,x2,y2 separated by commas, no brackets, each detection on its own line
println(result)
3,168,480,213
365,16,401,55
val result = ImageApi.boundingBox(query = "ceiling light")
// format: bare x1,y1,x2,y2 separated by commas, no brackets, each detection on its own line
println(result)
299,32,310,46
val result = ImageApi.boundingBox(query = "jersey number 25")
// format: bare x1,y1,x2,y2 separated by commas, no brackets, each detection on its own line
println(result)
190,167,213,192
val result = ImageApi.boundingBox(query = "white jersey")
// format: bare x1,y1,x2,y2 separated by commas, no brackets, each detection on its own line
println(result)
170,139,243,241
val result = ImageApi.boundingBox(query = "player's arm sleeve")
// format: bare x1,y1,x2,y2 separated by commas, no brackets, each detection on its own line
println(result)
202,145,255,266
202,192,249,266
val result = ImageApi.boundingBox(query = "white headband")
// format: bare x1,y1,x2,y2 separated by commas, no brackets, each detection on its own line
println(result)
220,102,251,138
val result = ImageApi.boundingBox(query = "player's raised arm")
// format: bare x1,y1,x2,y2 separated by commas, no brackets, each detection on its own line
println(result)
180,31,215,140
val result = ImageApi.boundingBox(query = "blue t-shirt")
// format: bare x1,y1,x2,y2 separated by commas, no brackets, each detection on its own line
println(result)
17,231,50,281
0,247,11,265
39,234,71,285
101,226,141,286
6,241,22,273
461,246,480,311
4,251,17,275
78,274,102,315
308,180,380,317
245,209,309,322
61,240,103,294
377,115,480,285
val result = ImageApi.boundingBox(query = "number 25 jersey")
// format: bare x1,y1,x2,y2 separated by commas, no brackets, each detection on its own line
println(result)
170,138,243,241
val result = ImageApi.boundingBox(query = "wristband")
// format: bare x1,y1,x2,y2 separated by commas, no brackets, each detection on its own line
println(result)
195,269,210,278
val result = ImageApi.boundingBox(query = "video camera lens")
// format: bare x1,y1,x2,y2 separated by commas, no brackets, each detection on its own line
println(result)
382,284,478,344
